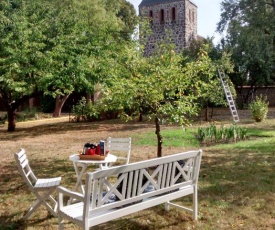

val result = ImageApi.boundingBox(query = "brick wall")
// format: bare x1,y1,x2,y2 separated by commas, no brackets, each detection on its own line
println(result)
236,86,275,107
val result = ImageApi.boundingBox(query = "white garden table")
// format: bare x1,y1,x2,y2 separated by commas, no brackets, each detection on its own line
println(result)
68,153,117,202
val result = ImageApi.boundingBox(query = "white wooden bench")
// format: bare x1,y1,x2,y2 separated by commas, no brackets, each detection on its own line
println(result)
57,150,202,230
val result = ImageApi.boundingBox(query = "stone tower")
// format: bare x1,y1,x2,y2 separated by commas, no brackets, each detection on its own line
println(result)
139,0,197,56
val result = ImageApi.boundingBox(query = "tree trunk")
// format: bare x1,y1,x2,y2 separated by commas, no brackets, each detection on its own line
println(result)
86,93,92,104
205,102,209,122
7,107,16,132
210,107,214,119
138,107,143,122
155,116,162,158
53,94,70,117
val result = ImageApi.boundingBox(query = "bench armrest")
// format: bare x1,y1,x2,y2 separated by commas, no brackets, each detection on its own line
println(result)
57,186,84,207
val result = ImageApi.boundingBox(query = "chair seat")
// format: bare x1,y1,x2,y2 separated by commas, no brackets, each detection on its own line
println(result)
34,177,61,190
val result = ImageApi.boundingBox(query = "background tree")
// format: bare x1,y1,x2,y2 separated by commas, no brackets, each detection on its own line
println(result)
101,42,203,157
217,0,275,107
116,0,138,41
39,0,128,117
182,41,235,121
0,0,48,131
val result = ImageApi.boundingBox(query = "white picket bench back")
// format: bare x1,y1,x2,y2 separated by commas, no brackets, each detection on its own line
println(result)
58,150,202,230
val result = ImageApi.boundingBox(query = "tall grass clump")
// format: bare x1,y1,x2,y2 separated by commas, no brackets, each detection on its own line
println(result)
197,124,248,145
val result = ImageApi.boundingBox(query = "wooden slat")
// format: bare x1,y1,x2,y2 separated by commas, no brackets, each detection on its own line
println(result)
19,153,27,165
35,178,61,188
17,149,25,159
126,171,133,199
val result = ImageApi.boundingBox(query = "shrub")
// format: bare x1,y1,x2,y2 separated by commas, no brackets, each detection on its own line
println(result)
249,95,269,122
71,97,87,122
71,97,117,122
17,108,39,121
71,97,101,122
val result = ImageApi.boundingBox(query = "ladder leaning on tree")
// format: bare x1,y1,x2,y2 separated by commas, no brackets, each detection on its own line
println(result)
218,69,240,123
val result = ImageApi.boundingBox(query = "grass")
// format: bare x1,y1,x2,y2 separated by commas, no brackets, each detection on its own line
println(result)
1,109,275,229
134,126,200,148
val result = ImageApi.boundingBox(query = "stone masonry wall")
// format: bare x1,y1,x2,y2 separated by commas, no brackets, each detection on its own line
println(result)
139,0,197,56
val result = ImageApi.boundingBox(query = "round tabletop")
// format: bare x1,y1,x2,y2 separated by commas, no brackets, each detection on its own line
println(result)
69,154,117,164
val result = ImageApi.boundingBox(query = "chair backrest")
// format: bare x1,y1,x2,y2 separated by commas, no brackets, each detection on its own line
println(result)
14,148,37,190
106,137,131,164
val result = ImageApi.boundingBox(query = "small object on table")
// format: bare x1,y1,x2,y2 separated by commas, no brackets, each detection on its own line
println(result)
78,154,105,161
99,140,105,156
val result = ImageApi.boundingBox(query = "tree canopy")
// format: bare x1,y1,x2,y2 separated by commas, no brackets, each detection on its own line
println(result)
0,0,137,131
99,40,232,157
217,0,275,105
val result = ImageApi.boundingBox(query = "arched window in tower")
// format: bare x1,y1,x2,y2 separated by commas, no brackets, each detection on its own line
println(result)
159,9,165,24
171,7,176,22
149,10,153,24
192,11,195,23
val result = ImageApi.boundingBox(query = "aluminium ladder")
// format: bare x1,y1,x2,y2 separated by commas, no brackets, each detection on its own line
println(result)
218,69,240,122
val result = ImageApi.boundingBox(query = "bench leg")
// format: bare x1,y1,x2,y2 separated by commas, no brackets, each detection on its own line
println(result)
193,186,198,220
165,202,170,211
58,213,64,230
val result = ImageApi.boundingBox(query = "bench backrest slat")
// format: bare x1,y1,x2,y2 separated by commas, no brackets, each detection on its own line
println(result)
84,150,202,216
127,171,133,198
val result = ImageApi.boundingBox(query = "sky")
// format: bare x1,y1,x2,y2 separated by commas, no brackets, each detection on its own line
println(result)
127,0,223,44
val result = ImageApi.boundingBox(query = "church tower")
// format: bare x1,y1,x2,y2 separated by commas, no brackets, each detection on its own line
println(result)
139,0,197,56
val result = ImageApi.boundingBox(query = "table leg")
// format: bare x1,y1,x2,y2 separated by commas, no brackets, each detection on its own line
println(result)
68,162,87,205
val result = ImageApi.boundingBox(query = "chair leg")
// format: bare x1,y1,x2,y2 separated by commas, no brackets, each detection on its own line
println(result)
48,195,58,213
23,199,42,220
35,189,58,217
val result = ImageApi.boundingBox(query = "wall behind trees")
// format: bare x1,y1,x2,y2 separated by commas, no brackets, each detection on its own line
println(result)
236,86,275,107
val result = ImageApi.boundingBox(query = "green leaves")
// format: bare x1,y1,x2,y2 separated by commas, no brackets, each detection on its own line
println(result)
219,0,275,90
101,42,200,127
183,44,233,110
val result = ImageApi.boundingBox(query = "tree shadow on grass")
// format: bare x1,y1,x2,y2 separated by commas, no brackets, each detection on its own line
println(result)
0,214,56,230
85,207,193,230
0,120,154,141
198,144,275,224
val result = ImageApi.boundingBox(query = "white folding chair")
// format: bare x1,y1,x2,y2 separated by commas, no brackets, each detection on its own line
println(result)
14,148,61,220
106,137,132,165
